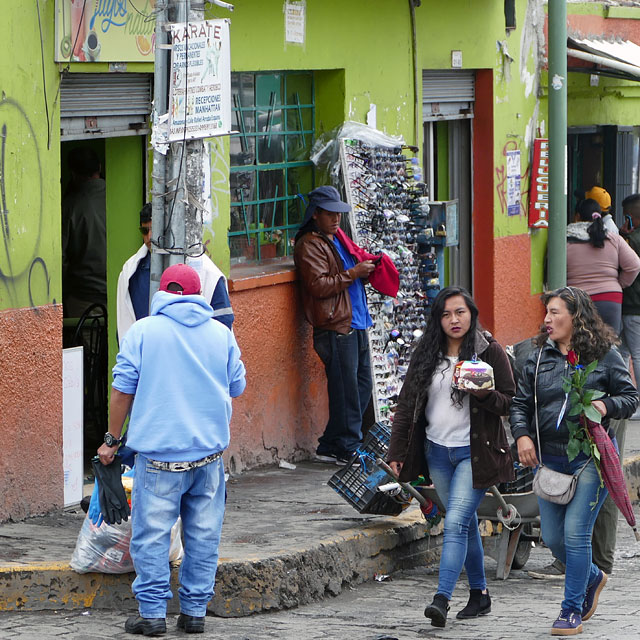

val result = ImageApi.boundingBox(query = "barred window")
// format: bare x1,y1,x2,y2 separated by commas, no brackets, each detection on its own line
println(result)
229,71,315,263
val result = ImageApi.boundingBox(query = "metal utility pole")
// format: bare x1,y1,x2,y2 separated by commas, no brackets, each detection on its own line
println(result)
150,0,169,300
547,0,567,289
150,0,205,301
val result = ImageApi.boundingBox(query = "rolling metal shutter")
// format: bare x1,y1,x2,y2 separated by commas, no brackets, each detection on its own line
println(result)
60,73,152,140
422,70,475,121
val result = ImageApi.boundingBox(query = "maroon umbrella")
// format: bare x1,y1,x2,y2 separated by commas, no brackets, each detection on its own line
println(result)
585,417,640,542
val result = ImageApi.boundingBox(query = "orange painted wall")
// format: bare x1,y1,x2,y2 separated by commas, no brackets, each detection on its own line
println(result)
491,234,544,347
226,280,328,473
0,304,63,522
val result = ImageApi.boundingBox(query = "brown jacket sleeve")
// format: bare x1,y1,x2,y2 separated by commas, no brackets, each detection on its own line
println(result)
295,234,357,299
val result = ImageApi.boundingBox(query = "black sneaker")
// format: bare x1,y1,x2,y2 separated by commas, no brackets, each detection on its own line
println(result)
124,615,166,636
177,613,205,634
335,452,360,467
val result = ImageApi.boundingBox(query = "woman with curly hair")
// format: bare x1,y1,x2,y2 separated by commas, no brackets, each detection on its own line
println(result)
510,286,637,636
387,287,515,629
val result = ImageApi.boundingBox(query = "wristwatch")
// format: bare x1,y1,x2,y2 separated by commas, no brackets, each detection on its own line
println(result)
103,432,121,447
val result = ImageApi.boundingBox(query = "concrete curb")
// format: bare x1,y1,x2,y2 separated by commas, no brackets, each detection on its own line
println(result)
1,454,637,617
0,509,440,616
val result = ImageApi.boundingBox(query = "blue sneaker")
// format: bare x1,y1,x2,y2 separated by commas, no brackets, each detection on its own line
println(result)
582,570,607,621
551,609,583,636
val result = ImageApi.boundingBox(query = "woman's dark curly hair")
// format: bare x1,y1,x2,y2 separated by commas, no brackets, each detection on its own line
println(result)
403,286,480,407
534,286,618,362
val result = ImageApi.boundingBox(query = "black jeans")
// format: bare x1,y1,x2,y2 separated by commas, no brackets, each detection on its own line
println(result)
313,328,372,456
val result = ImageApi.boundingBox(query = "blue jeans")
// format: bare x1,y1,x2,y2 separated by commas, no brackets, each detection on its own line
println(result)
425,439,487,599
131,455,226,618
536,457,608,613
313,328,372,455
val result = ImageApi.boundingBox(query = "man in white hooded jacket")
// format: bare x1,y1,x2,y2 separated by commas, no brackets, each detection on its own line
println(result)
116,203,234,340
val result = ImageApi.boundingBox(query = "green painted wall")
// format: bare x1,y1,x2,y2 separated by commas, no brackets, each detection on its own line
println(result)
0,1,61,311
105,136,145,367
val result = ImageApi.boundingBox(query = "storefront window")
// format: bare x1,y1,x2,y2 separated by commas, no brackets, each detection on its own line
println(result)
229,71,315,263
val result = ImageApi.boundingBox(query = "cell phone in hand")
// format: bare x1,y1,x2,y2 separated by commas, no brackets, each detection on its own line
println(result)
372,254,383,265
626,215,634,230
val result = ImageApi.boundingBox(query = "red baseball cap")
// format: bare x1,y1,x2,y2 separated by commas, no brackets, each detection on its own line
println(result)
159,264,201,295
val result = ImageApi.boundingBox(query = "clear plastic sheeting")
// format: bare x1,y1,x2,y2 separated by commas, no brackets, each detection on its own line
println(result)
310,121,404,186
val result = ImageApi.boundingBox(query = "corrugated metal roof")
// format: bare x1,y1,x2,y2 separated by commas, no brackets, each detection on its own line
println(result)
569,36,640,70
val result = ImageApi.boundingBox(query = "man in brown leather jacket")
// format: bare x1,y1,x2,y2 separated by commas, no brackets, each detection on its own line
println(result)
294,186,376,465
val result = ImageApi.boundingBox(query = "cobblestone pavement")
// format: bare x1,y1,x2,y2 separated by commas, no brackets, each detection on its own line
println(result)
1,509,638,640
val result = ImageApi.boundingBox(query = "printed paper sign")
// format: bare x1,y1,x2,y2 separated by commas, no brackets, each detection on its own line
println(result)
285,1,306,44
506,149,521,217
168,20,232,141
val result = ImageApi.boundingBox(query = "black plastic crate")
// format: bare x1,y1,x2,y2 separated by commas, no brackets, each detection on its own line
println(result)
328,459,404,515
361,422,391,458
497,464,534,494
327,422,403,515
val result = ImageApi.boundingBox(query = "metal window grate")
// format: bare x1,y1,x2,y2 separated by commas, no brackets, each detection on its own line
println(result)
228,71,315,263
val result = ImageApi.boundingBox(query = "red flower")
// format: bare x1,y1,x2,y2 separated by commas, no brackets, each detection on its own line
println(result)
567,350,579,366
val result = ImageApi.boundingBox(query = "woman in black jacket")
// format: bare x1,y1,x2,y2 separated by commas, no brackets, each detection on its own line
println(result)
510,286,637,636
387,287,515,629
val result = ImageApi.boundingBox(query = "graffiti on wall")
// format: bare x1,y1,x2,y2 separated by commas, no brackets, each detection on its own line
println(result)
0,97,52,311
495,139,530,217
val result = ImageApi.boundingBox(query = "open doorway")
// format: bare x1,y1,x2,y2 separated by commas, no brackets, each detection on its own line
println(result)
423,119,472,291
61,136,146,463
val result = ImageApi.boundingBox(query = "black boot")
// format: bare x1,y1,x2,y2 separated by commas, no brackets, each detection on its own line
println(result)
456,589,491,619
124,615,166,636
177,613,205,634
424,593,450,628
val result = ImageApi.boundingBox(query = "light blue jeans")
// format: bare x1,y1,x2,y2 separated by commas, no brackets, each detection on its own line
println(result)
425,439,487,599
536,456,608,614
131,454,226,618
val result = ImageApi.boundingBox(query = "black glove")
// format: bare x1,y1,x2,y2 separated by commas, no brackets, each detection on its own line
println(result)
91,455,131,526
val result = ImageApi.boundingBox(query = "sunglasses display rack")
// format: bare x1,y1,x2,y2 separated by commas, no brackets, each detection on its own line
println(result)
338,137,445,422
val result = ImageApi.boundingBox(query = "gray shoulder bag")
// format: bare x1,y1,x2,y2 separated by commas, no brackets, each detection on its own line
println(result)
531,347,589,504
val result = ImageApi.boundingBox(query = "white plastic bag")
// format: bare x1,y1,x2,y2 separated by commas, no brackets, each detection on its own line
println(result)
70,515,183,574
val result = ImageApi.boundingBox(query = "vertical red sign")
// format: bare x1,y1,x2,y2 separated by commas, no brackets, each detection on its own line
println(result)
529,138,549,228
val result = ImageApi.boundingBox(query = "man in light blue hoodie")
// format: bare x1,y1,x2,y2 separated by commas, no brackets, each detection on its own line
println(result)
97,263,246,637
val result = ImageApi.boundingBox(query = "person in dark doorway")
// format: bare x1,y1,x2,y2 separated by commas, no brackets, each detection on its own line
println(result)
293,186,378,465
61,146,106,318
116,203,234,340
566,198,640,335
387,287,515,629
98,263,246,636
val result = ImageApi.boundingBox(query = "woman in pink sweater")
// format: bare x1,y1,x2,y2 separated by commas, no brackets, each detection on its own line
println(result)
567,199,640,334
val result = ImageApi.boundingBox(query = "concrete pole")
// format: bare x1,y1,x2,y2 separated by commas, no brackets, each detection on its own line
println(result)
150,0,169,302
547,0,567,289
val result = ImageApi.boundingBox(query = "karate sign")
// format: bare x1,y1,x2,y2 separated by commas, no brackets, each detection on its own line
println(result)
168,19,232,141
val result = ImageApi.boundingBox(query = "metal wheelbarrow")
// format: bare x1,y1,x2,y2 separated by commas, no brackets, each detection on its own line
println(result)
377,459,539,580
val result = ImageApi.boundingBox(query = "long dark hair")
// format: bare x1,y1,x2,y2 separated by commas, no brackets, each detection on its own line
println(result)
534,286,617,363
576,198,606,248
404,286,480,406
